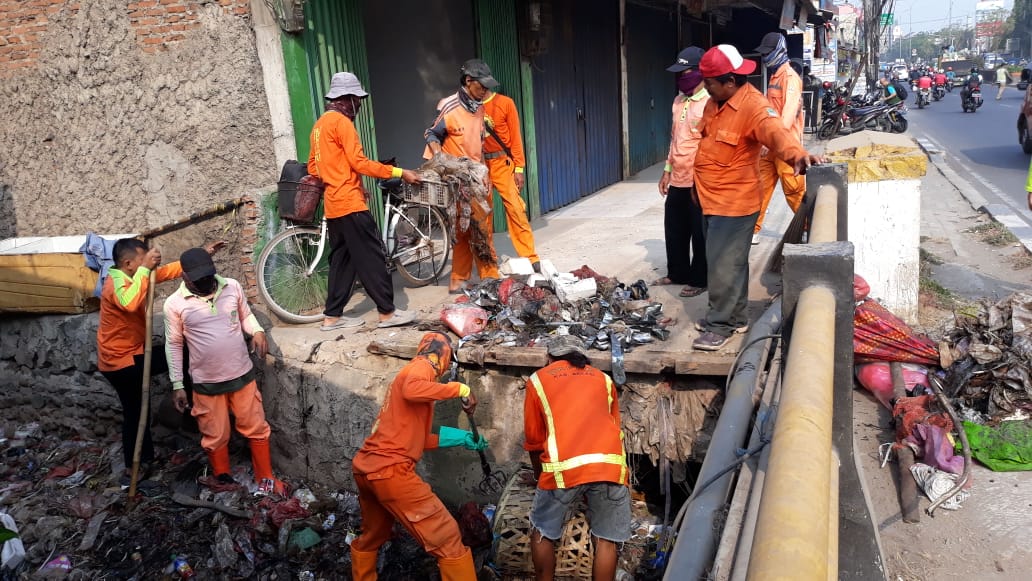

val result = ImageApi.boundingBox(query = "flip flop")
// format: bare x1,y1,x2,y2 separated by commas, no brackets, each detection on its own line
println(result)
679,286,706,297
652,277,674,286
377,309,416,328
320,317,365,331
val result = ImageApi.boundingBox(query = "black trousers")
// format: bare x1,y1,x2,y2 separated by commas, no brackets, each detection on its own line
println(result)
324,210,395,318
664,185,708,288
101,353,169,468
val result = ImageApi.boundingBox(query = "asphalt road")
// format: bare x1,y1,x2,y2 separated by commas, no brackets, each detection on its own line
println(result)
905,83,1032,224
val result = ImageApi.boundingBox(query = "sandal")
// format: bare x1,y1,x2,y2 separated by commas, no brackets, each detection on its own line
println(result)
320,317,365,331
652,277,674,286
679,286,706,297
377,309,416,328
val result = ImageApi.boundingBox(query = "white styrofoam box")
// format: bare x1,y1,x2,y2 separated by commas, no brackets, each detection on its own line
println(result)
526,274,550,288
500,257,535,276
554,276,597,303
538,259,559,280
0,512,25,571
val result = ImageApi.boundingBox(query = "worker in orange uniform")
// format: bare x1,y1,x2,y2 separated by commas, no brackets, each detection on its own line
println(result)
164,248,286,495
524,335,631,581
350,332,487,580
482,83,540,269
97,238,220,486
425,59,501,293
753,32,806,245
310,72,421,331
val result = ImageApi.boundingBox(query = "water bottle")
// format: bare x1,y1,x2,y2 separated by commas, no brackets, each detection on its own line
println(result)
172,555,195,579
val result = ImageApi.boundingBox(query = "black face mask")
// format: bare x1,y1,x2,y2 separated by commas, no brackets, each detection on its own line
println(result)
186,275,218,296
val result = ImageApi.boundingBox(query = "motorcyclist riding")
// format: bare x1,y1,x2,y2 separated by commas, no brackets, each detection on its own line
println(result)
961,67,982,102
916,72,933,106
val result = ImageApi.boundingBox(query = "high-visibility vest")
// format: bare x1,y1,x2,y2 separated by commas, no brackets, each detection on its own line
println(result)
528,368,628,489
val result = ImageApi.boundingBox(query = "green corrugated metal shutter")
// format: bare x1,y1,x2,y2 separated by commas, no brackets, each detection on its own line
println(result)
283,0,385,226
475,0,540,233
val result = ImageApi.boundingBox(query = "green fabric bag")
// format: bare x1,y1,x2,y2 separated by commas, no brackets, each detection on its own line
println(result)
961,420,1032,472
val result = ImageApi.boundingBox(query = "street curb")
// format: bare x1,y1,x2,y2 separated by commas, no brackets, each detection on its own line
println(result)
915,137,1032,254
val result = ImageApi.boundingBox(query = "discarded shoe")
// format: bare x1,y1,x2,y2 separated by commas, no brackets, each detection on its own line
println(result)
679,285,706,298
378,309,416,328
694,319,749,334
320,317,364,331
693,331,732,351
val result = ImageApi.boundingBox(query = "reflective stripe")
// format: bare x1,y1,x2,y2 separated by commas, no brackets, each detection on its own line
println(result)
529,373,564,487
530,372,629,487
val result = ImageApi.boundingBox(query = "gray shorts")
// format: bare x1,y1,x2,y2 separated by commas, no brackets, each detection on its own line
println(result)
529,482,631,543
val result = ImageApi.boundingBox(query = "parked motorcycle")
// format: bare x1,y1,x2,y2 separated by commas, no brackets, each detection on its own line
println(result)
916,87,931,109
817,101,892,139
932,84,946,101
961,84,983,113
882,102,909,133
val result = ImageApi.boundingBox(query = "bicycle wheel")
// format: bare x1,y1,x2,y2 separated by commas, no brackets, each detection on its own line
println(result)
257,227,328,324
389,204,451,286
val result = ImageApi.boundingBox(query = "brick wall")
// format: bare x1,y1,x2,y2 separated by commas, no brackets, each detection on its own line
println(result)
0,0,76,74
129,0,250,53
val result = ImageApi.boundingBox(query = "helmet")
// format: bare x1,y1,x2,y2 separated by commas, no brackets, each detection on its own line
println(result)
971,67,977,73
822,80,833,90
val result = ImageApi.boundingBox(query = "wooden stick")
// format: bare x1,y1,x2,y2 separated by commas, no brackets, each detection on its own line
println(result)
171,492,252,519
136,198,247,240
890,362,921,523
127,270,156,501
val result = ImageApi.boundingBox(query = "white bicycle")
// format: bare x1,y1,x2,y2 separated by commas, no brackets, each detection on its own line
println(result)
257,178,451,324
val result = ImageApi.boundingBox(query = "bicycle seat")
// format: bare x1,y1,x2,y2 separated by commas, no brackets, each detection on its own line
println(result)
379,177,403,191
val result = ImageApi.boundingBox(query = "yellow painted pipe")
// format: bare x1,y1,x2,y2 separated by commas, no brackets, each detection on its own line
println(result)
809,185,839,244
747,286,837,581
828,447,840,581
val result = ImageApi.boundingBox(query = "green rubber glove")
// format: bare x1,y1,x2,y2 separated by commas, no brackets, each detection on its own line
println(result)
438,426,489,451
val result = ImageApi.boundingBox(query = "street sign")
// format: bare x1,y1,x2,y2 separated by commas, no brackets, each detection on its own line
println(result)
880,13,894,25
912,49,918,56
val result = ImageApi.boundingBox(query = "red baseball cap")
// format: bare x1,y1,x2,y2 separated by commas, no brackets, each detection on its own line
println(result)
699,45,757,78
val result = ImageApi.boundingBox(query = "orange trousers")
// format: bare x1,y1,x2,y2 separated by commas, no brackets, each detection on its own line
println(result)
351,462,475,580
486,157,538,262
190,380,271,452
451,194,499,286
755,155,806,233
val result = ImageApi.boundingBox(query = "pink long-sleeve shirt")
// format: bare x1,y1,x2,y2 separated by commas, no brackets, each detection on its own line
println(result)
163,276,264,391
665,86,710,188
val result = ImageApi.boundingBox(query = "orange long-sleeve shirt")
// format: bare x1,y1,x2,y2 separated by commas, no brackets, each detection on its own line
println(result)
482,92,526,169
308,110,401,219
423,93,485,162
693,83,809,217
766,62,804,140
523,361,628,490
96,261,183,372
352,357,465,475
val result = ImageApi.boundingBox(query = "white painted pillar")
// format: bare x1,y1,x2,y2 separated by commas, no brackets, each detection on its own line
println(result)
250,0,298,169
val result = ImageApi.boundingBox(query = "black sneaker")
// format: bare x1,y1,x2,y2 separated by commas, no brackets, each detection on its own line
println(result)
694,319,749,334
693,331,731,351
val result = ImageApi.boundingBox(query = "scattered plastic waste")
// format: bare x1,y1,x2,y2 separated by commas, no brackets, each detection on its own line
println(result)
298,571,316,581
441,303,490,336
288,527,322,552
41,554,73,572
481,503,496,524
171,554,195,578
0,512,25,571
910,463,970,510
321,513,336,530
292,488,317,509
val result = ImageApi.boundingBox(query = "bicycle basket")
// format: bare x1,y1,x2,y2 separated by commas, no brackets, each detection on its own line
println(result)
401,180,451,207
279,174,323,223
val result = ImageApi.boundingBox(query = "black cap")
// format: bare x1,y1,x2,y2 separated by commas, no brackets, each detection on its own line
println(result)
461,59,500,89
667,47,705,72
180,248,216,280
755,32,783,55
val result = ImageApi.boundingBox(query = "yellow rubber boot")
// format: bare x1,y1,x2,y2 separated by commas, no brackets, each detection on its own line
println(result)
350,548,379,581
438,548,476,581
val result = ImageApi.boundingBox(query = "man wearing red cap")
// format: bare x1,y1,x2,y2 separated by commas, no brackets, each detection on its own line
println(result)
692,44,824,351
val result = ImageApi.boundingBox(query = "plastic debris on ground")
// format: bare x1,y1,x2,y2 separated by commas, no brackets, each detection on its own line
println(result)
444,262,673,356
910,463,970,510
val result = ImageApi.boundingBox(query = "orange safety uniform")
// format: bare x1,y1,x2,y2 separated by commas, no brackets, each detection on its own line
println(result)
351,335,475,581
308,110,402,219
756,61,806,233
694,83,809,218
482,92,538,262
424,93,499,286
97,261,182,372
523,361,628,490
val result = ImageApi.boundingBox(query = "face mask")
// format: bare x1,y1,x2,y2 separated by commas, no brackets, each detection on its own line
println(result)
186,275,218,296
678,71,704,94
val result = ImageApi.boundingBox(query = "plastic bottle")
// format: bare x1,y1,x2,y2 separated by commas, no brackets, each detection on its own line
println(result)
171,555,195,579
322,513,336,530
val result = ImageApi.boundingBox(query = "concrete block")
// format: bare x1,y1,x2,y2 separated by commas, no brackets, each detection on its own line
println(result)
526,274,550,288
554,276,597,303
825,131,927,183
499,257,535,276
538,259,559,279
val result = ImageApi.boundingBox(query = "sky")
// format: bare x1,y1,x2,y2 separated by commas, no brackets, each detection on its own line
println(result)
841,0,1011,33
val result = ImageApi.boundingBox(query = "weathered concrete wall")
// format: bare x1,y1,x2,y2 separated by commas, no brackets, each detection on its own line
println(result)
0,0,277,286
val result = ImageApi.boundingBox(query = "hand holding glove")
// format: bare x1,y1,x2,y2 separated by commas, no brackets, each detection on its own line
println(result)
438,426,488,451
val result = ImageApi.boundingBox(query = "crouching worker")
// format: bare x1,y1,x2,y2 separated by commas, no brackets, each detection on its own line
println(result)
351,332,487,581
163,248,285,495
524,336,631,581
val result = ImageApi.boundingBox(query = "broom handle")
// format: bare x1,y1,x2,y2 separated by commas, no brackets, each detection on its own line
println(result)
127,270,156,499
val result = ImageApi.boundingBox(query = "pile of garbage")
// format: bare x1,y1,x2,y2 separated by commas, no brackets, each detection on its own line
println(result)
0,421,467,580
441,260,672,361
418,155,494,266
938,292,1032,422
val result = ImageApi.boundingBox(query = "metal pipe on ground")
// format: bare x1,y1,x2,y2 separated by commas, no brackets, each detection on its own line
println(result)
747,286,837,581
663,298,783,581
809,185,840,244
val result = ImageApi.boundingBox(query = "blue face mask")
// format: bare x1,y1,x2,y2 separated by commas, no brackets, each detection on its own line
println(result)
678,71,704,94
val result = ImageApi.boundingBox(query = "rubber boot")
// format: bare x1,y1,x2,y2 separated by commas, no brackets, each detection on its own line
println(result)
206,445,231,478
249,438,286,495
350,548,379,581
437,548,476,581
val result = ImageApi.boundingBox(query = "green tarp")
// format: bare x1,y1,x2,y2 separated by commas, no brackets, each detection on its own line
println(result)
962,420,1032,472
